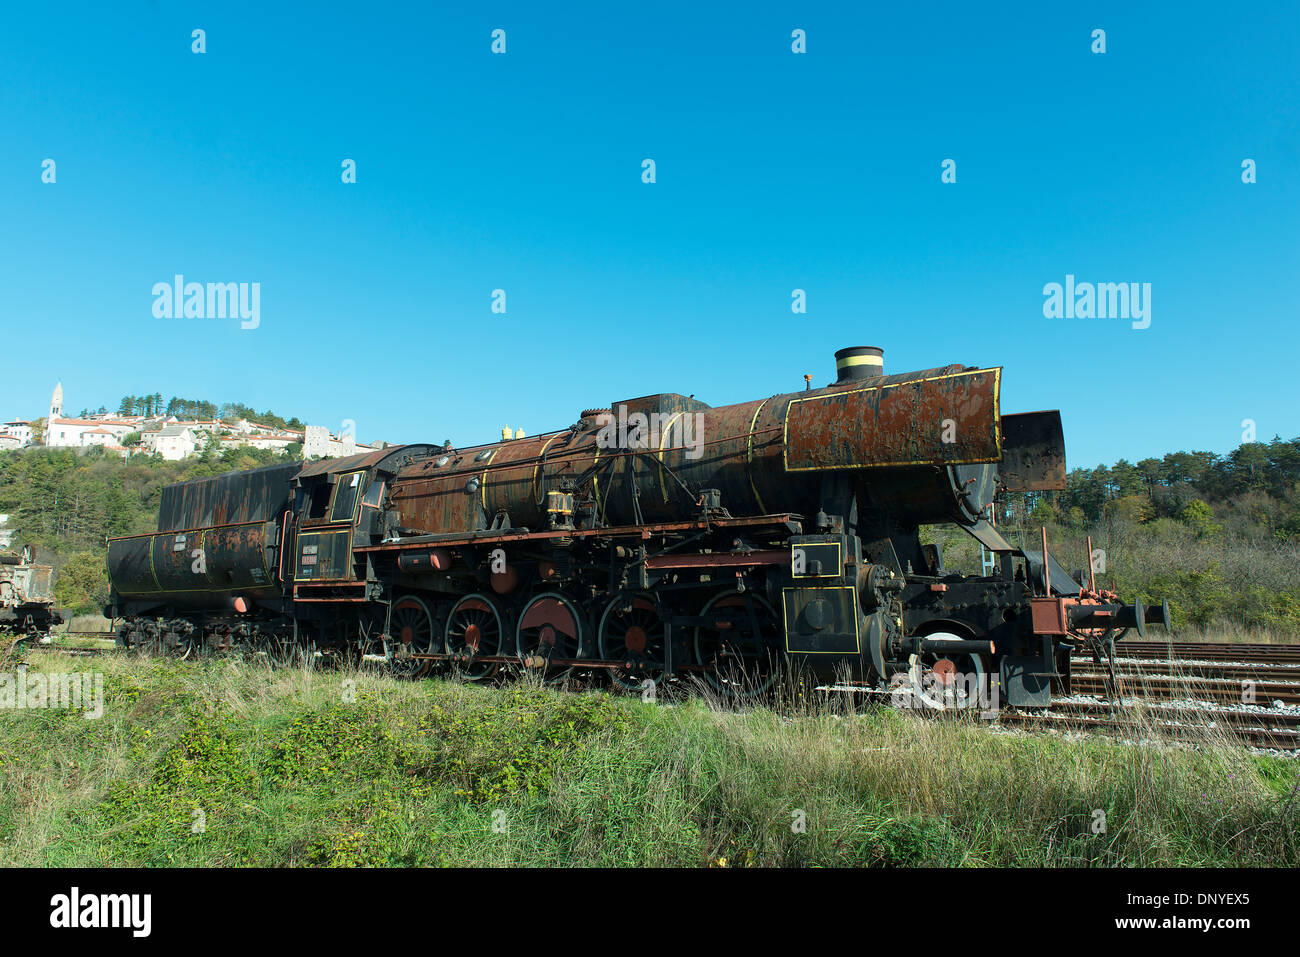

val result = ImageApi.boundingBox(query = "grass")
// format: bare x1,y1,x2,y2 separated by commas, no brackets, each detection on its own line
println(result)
0,647,1297,867
59,614,115,634
1162,621,1300,645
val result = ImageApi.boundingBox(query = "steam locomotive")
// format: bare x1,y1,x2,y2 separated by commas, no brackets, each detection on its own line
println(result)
105,347,1168,706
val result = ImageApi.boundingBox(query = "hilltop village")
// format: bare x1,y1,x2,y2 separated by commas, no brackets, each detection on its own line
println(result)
0,383,370,461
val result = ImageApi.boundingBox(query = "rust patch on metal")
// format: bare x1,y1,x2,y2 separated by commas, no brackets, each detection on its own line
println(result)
783,368,1002,471
999,410,1067,491
1031,597,1069,635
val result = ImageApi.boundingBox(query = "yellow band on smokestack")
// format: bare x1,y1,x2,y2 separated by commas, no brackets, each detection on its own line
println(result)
836,354,884,370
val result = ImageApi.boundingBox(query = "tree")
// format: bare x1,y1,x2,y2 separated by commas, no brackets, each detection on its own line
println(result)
1265,437,1300,497
1222,444,1269,496
1029,498,1056,526
1104,494,1153,525
1063,466,1110,522
54,551,111,615
1136,457,1164,505
1162,450,1217,488
1179,499,1221,537
1109,459,1144,499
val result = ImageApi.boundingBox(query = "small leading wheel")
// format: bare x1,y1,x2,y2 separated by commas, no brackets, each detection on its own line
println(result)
598,592,666,691
446,593,505,681
693,590,780,698
387,595,437,678
904,632,988,711
516,592,584,683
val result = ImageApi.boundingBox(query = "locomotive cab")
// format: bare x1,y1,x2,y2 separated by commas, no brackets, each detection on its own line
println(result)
289,446,436,594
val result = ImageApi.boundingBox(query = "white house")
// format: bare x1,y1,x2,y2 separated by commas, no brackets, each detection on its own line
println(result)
81,427,121,447
46,418,95,448
26,383,334,462
146,425,199,461
303,424,374,459
177,419,222,434
46,417,139,448
246,432,299,451
222,431,300,453
1,421,32,445
233,418,285,436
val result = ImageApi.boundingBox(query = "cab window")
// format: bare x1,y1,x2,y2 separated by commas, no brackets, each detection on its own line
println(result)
307,483,333,519
361,480,386,508
329,471,365,523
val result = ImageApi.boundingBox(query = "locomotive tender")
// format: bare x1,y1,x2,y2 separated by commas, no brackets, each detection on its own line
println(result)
106,347,1167,706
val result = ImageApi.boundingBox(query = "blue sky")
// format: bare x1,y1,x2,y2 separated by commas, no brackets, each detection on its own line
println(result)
1,2,1296,468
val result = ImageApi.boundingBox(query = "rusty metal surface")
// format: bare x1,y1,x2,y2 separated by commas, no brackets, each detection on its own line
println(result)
111,446,433,606
999,410,1067,491
783,368,1002,471
29,565,52,600
157,461,300,531
643,549,790,570
294,527,352,582
204,523,277,592
108,522,277,600
92,347,1144,708
106,536,156,596
150,530,203,592
356,512,800,552
296,444,435,479
387,398,804,533
387,364,1016,538
0,559,54,606
1031,597,1069,635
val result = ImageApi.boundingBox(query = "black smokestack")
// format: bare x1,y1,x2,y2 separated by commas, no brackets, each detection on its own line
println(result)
834,346,884,383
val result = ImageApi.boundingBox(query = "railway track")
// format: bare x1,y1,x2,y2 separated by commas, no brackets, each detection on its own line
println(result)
1098,639,1300,663
1061,639,1300,751
6,631,116,656
997,704,1300,750
19,631,1300,751
1070,642,1300,693
1068,673,1300,706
